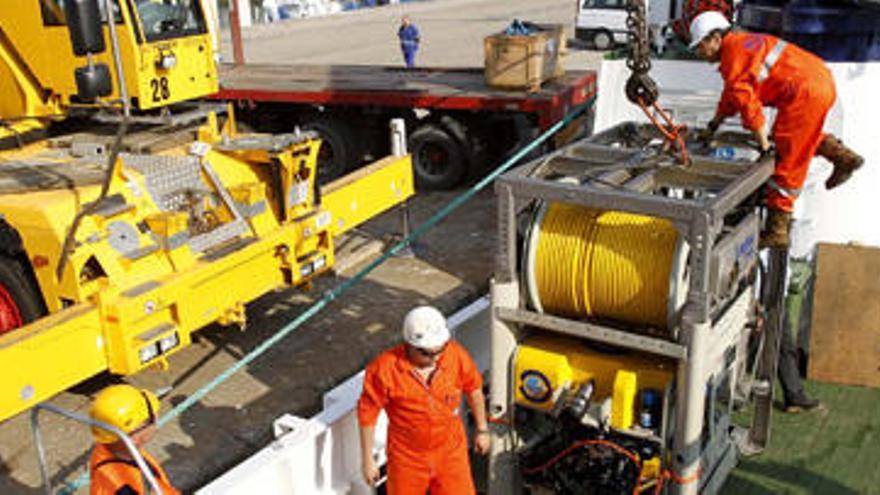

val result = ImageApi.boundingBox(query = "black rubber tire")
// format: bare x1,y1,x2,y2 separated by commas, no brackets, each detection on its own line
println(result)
409,123,467,190
301,117,357,184
0,256,46,334
575,28,591,42
592,30,614,50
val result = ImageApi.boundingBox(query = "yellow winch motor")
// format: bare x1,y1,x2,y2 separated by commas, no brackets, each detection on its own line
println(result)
523,202,689,332
514,334,674,427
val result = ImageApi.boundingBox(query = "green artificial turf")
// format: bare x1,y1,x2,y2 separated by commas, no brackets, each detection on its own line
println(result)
723,381,880,494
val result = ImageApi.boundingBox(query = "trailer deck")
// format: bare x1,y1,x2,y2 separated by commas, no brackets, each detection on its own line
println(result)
216,64,597,129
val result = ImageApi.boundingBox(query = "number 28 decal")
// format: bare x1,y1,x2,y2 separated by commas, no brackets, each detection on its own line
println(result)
150,77,170,102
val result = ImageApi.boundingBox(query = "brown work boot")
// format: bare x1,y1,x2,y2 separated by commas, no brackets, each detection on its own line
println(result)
760,209,792,249
816,134,864,190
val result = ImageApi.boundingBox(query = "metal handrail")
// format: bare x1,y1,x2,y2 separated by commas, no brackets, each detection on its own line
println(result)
31,403,163,495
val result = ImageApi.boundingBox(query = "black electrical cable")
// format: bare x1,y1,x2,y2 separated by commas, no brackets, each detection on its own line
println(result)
55,116,129,281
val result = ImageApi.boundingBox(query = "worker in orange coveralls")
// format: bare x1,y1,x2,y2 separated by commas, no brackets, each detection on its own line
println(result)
358,305,490,494
691,11,864,248
89,384,180,495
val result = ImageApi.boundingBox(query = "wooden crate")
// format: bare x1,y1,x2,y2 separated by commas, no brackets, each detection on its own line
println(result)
484,24,566,92
807,243,880,388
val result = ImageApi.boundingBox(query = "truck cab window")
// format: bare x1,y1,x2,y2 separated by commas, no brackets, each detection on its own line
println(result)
134,0,206,42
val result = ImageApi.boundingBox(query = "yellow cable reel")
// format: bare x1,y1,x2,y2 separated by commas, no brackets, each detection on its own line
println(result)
523,202,689,332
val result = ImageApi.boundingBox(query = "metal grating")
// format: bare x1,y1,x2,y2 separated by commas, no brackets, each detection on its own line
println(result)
122,154,207,212
122,153,249,253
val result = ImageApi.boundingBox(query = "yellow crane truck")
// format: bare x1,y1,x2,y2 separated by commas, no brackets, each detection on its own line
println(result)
0,0,413,422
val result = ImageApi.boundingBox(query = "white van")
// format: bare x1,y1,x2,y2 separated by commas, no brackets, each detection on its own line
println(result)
575,0,672,51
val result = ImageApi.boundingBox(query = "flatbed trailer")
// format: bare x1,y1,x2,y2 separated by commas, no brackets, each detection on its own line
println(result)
214,63,597,188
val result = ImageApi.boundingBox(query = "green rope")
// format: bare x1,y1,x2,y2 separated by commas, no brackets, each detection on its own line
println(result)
56,99,594,494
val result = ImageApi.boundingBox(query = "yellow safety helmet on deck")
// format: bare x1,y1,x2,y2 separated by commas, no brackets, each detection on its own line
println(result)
90,385,159,444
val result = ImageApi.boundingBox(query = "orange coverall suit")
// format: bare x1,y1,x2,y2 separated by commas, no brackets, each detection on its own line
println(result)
90,444,180,495
716,32,836,212
358,341,482,495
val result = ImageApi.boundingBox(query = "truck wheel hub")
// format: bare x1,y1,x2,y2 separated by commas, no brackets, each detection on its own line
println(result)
0,284,22,335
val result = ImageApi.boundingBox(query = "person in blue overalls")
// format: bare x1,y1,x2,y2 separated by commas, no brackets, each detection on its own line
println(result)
398,16,420,68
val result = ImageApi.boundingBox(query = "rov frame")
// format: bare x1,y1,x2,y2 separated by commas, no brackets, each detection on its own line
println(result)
488,122,784,495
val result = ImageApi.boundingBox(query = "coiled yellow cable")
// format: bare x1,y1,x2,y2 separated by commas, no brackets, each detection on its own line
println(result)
531,204,682,330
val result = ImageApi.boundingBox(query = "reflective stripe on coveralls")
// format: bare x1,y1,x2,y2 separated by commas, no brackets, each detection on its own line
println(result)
765,178,801,199
89,444,180,495
358,341,482,495
757,39,788,83
716,32,836,212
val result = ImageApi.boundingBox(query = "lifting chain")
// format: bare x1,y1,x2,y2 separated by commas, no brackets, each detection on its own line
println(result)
624,0,659,106
623,0,690,165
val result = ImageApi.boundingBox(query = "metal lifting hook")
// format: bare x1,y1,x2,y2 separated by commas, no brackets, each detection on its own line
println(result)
624,0,659,106
624,0,691,165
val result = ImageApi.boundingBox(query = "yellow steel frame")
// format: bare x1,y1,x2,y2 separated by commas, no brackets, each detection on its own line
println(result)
0,2,415,425
0,111,414,422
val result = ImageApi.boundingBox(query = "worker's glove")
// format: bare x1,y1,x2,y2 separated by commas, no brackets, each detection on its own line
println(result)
758,144,776,161
697,128,714,144
707,117,721,134
697,117,721,143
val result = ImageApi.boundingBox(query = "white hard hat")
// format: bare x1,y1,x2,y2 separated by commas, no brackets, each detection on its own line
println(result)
402,306,450,349
689,11,731,49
